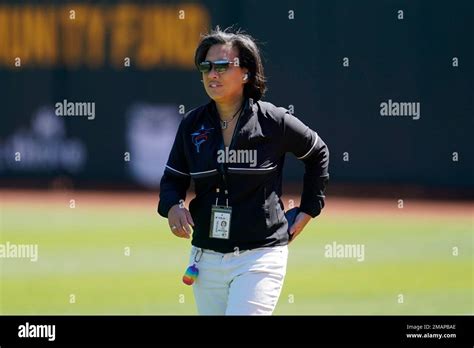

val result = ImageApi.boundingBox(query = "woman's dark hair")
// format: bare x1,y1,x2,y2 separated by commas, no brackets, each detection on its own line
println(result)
194,26,267,101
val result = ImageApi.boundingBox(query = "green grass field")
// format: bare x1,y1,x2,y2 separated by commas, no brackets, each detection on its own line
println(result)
1,192,472,315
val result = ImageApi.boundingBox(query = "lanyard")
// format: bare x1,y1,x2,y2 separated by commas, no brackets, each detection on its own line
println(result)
214,99,248,207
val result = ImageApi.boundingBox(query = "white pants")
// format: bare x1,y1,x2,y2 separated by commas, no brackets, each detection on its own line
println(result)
189,245,288,315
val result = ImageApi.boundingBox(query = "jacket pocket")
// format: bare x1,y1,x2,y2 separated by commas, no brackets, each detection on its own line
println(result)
264,189,284,228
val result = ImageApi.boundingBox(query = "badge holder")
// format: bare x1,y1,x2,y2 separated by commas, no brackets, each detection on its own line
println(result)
209,188,232,240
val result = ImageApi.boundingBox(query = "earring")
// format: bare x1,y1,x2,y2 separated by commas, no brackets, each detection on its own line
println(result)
243,74,248,81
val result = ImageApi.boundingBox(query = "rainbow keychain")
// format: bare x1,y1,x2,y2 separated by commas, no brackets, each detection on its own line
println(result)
182,248,203,285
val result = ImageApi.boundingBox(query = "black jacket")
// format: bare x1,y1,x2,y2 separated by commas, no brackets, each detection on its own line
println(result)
158,98,329,253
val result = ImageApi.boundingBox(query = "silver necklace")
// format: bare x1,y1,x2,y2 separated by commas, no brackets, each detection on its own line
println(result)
220,104,243,130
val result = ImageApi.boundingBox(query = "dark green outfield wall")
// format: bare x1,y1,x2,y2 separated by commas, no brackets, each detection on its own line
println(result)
0,0,472,189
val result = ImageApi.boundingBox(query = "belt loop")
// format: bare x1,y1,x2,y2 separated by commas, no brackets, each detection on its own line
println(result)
194,248,203,263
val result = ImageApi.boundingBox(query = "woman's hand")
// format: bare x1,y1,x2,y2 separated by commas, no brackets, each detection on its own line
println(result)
168,204,195,239
289,212,312,243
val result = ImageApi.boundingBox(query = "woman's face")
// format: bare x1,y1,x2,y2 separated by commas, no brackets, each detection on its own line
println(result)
202,44,248,104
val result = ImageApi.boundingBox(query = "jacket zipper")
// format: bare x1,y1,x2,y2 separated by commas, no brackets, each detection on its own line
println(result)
228,105,244,151
217,100,248,201
223,100,247,173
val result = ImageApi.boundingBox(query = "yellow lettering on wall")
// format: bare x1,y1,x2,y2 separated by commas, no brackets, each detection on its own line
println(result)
110,4,138,69
136,4,209,69
0,7,10,66
21,6,37,64
85,6,105,68
32,7,57,66
0,4,210,69
60,5,88,68
135,5,157,69
173,4,210,68
151,6,176,67
10,6,23,62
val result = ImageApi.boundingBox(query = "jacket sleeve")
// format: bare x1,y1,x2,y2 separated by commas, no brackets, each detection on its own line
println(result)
157,119,191,218
282,111,329,218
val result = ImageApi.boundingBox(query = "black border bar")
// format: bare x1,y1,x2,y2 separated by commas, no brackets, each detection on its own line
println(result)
0,315,472,346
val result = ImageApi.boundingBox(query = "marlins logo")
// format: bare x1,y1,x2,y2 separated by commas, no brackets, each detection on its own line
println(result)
191,125,214,153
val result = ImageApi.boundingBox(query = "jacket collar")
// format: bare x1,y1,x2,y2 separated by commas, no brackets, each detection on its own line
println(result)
207,97,255,128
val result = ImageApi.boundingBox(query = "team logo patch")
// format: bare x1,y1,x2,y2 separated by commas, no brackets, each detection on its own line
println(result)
191,125,214,153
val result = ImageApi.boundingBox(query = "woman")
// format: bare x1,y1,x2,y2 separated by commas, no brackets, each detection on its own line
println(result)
158,27,329,315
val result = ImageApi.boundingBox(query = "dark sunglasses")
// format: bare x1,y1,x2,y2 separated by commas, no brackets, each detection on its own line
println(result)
198,59,231,73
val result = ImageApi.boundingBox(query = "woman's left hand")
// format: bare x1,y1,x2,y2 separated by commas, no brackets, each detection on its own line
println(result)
289,212,312,243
